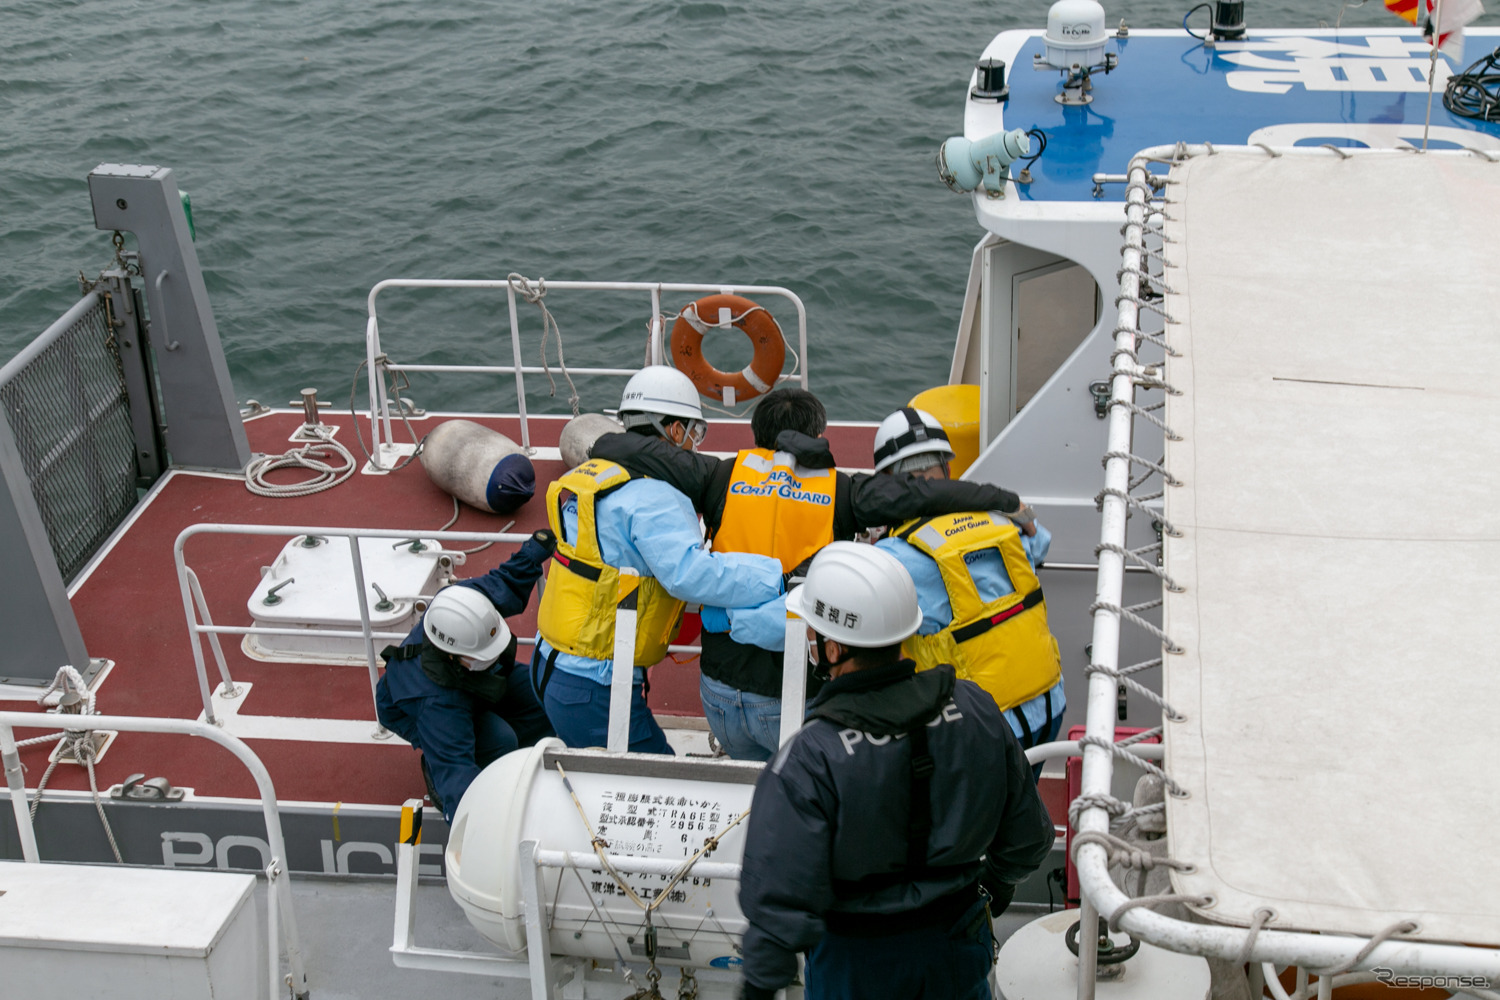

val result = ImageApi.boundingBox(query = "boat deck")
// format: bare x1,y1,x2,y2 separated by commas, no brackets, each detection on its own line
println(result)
6,411,878,808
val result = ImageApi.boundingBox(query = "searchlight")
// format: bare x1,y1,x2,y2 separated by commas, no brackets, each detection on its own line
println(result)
936,128,1032,197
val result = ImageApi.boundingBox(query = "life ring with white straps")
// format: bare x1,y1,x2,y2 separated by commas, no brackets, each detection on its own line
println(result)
670,294,786,404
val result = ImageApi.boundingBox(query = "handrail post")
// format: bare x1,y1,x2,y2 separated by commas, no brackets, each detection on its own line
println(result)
607,570,640,754
649,286,665,365
345,535,385,723
778,613,806,746
1076,897,1100,1000
365,315,387,465
187,567,236,696
794,297,809,390
175,540,219,725
392,799,423,956
1,722,40,862
505,284,531,453
520,839,558,996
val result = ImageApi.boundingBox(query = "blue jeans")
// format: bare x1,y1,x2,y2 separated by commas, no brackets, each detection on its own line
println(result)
531,652,673,755
699,674,781,762
803,896,994,1000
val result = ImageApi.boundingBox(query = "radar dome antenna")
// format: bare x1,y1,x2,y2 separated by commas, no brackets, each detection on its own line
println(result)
1034,0,1120,105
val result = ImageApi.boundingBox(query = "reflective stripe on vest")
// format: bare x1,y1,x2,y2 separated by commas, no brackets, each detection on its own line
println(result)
712,448,836,572
535,459,686,665
895,511,1061,712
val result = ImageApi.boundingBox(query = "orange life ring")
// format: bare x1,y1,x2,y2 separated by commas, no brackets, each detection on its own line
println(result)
670,294,786,403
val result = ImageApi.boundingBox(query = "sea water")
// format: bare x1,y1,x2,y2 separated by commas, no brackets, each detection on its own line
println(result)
3,0,1496,420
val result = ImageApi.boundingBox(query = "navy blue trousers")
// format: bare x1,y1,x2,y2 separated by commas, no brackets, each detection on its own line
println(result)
803,898,994,1000
530,650,673,755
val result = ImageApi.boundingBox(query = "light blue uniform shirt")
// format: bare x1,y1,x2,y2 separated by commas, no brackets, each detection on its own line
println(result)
536,478,784,686
875,522,1064,739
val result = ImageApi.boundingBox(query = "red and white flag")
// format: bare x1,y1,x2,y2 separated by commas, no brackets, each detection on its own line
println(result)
1385,0,1485,60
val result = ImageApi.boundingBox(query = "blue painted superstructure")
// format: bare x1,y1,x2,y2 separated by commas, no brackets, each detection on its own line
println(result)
983,29,1500,202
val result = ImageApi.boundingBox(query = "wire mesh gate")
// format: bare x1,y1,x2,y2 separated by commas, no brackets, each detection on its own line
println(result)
0,288,143,583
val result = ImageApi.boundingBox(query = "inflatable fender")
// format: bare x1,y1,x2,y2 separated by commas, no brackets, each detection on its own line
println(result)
420,420,534,514
558,413,624,469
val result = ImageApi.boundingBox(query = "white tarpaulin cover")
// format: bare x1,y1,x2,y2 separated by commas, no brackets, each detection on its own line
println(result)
1160,150,1500,945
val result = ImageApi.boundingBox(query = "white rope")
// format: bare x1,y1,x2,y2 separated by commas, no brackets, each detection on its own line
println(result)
1085,660,1183,721
508,273,580,416
1101,451,1183,488
1094,486,1181,537
1315,920,1420,977
1108,398,1182,440
245,426,356,498
1107,892,1213,932
1071,829,1195,873
1094,541,1183,591
23,666,123,862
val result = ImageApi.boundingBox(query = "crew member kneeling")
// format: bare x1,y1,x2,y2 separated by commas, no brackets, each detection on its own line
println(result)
376,529,558,823
738,542,1054,1000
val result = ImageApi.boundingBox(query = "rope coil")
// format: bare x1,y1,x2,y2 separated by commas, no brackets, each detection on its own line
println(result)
245,427,357,498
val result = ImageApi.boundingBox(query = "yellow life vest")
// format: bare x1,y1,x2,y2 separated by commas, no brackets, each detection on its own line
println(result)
535,459,686,665
712,448,837,572
895,511,1061,712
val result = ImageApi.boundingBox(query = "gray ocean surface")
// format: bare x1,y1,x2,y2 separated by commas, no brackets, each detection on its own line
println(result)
5,0,1498,421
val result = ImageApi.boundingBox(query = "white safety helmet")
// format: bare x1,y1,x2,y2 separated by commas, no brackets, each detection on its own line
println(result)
784,541,923,647
618,365,707,447
423,586,512,661
872,407,955,474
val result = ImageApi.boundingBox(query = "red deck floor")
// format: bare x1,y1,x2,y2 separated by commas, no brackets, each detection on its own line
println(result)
14,412,878,806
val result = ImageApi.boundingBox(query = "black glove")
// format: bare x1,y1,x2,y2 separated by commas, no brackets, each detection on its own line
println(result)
980,876,1017,917
522,528,557,561
740,981,778,1000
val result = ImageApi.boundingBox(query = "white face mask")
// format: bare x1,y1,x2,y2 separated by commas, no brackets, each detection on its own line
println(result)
462,654,500,672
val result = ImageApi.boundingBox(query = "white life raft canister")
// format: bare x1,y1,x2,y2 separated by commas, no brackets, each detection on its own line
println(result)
446,739,760,968
419,419,534,514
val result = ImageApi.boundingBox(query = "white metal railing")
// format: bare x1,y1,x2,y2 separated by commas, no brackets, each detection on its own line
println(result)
362,279,811,462
1077,143,1500,994
176,523,528,726
175,523,709,731
0,711,308,1000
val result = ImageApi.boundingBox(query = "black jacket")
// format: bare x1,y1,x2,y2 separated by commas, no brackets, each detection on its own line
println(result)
588,431,1024,696
736,660,1055,991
